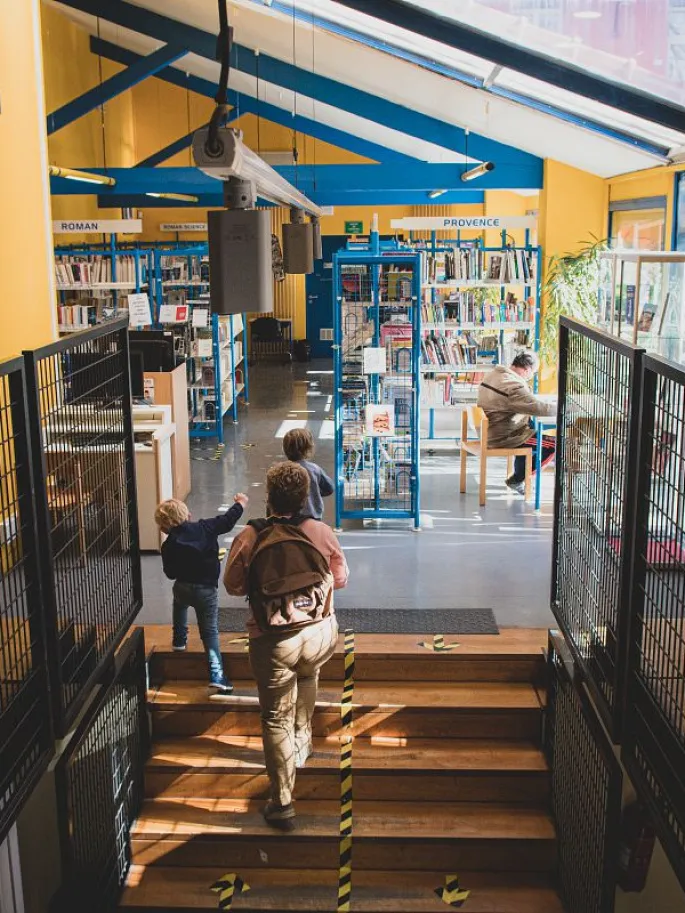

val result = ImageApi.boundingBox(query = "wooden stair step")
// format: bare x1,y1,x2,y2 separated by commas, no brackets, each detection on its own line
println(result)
149,680,542,739
146,626,548,684
121,865,564,912
145,736,549,803
131,798,556,872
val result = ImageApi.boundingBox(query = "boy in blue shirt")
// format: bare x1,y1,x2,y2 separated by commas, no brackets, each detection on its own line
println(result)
155,493,248,693
282,428,334,520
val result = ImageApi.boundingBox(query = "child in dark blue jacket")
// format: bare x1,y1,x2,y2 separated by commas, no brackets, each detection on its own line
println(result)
282,428,334,520
155,494,248,693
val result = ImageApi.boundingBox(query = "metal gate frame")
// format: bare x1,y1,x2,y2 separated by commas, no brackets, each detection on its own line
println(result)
551,317,644,741
546,630,623,913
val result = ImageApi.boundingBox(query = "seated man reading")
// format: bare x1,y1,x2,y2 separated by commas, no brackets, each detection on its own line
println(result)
477,351,556,496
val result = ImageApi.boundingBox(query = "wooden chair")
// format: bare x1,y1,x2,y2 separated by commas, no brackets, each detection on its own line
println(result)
459,406,532,506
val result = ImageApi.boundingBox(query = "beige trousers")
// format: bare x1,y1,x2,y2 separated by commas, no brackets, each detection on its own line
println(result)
249,615,339,807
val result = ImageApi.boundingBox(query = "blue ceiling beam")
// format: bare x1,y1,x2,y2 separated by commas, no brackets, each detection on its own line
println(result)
250,0,669,159
92,36,419,166
47,42,187,135
95,189,486,208
50,163,541,198
135,130,197,168
62,0,540,167
334,0,685,135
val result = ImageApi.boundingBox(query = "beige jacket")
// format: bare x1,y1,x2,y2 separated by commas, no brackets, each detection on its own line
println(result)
477,366,556,449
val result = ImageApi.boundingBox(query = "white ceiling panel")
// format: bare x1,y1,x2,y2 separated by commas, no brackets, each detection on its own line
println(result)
47,0,670,177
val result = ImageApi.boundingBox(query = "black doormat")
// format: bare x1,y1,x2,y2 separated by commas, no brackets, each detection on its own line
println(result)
218,607,498,635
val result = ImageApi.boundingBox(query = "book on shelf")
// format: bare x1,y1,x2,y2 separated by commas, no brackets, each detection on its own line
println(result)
58,303,99,332
421,294,534,326
421,333,484,368
161,255,203,284
424,247,536,285
486,249,535,283
421,375,482,407
55,253,140,288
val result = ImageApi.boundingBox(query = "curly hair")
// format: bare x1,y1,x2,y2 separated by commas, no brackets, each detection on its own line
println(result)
283,427,315,461
267,461,310,516
154,498,190,533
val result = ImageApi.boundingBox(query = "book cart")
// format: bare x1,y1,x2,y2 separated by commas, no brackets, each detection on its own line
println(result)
333,236,422,530
417,229,541,448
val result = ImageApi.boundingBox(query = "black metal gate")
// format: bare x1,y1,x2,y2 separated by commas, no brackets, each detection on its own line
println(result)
546,631,622,913
552,318,643,740
53,628,149,913
0,356,52,844
623,353,685,889
23,319,142,736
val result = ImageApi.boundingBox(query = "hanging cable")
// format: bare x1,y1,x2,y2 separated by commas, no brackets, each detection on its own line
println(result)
256,50,261,155
291,1,299,183
205,0,234,157
96,17,107,174
312,7,316,191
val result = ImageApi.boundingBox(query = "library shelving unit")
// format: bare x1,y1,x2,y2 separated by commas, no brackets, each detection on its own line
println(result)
188,312,248,444
597,250,685,363
418,232,541,446
151,243,249,442
334,238,422,529
54,245,153,333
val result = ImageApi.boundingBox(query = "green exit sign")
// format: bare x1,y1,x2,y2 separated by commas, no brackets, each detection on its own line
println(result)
345,220,364,235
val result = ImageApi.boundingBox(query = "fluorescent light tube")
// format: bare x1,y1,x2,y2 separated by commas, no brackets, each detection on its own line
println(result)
192,126,322,217
146,192,200,202
49,165,116,186
428,189,447,199
461,162,495,182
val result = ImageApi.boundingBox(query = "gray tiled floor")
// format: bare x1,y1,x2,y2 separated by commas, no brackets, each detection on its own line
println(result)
138,360,555,630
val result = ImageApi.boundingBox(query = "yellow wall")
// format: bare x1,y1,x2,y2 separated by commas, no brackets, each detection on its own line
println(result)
537,159,607,388
0,0,56,358
484,191,539,248
42,5,135,245
605,164,684,251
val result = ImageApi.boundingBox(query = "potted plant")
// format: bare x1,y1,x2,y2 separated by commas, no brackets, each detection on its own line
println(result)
541,237,608,362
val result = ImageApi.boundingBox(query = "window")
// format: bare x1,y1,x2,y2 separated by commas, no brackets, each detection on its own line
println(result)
676,173,685,252
609,197,668,252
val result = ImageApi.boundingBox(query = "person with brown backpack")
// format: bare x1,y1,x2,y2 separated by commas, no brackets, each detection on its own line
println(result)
224,461,349,829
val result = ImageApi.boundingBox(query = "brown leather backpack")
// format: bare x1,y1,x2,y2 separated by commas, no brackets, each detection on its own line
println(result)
246,519,334,633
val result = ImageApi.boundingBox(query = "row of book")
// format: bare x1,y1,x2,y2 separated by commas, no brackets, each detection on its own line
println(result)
421,334,484,368
55,255,142,288
488,249,536,283
421,375,480,407
57,303,100,332
424,248,537,283
160,256,209,284
421,296,535,325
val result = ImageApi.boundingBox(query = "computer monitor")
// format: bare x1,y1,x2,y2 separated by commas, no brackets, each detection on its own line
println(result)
129,350,145,399
128,330,176,373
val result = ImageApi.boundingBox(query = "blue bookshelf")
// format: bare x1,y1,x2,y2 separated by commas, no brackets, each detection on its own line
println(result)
334,236,422,530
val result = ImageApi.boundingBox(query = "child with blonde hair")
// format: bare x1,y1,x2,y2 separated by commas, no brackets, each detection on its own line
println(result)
155,493,248,693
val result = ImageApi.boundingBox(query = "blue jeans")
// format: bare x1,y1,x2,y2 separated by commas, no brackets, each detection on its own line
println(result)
172,581,225,683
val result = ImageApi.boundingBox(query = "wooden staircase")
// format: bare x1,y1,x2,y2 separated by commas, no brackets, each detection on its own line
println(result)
121,627,562,912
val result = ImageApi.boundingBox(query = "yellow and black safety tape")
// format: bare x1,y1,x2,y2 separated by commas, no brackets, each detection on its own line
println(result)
210,873,250,911
419,633,460,652
435,874,470,908
192,443,226,462
337,627,355,913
